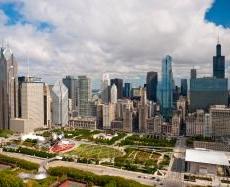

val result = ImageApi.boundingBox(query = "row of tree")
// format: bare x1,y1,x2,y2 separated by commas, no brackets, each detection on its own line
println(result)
48,166,151,187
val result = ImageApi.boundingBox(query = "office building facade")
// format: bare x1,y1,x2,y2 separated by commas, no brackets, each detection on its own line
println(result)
111,78,123,99
123,82,131,98
0,47,18,129
78,76,92,116
190,77,228,112
158,55,173,120
181,79,188,96
51,80,68,126
146,71,158,102
213,42,225,78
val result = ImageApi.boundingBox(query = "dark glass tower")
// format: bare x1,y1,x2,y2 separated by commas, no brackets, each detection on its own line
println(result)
146,71,158,102
190,68,197,79
180,79,188,96
123,83,131,98
110,78,123,99
213,42,225,78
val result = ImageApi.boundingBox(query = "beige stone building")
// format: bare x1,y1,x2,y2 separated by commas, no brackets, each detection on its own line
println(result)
210,105,230,137
11,81,44,133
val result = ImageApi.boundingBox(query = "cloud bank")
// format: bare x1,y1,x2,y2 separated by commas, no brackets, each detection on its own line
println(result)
0,0,230,86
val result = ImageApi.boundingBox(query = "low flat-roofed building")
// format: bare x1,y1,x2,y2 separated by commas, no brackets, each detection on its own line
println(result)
68,117,96,130
185,148,230,175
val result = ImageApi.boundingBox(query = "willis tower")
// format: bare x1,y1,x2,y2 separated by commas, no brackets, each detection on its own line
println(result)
213,41,225,78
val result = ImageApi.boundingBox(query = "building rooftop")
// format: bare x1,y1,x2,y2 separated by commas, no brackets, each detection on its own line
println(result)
185,149,230,166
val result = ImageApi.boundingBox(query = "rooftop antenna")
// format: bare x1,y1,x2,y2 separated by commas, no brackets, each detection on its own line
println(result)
217,32,220,44
27,56,30,78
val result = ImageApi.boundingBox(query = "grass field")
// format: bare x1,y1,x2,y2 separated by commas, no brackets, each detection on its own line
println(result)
122,148,161,165
69,144,123,159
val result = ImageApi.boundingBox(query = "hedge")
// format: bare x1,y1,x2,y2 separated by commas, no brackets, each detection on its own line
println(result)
0,171,23,187
0,154,39,170
3,146,56,158
48,166,151,187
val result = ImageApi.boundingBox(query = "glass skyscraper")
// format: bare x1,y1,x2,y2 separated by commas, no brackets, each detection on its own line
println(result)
213,42,225,78
146,71,158,102
159,55,173,120
181,79,188,96
0,46,18,129
123,82,131,98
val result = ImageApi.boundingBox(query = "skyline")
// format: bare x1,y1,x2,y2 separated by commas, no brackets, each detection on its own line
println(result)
0,0,230,87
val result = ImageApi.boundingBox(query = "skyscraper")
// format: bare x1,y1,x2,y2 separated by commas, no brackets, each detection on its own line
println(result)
78,75,91,116
146,72,158,102
190,77,228,112
63,75,78,112
111,78,123,99
180,79,188,96
213,42,225,78
101,73,110,104
138,87,148,132
123,82,131,98
11,77,45,133
190,68,197,79
110,84,117,104
0,46,18,129
159,55,173,120
51,80,68,126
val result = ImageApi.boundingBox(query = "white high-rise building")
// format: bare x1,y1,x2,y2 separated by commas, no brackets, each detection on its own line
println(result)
51,80,68,126
110,84,117,104
103,103,115,129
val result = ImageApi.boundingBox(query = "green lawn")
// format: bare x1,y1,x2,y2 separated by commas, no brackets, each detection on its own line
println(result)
68,144,123,159
115,148,161,166
120,134,176,147
0,129,13,138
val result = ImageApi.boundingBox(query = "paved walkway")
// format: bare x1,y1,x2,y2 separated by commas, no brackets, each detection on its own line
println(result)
0,151,156,186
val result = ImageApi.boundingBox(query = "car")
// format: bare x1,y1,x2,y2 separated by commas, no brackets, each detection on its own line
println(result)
137,176,141,178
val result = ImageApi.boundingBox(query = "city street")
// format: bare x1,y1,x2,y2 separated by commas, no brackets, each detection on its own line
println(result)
163,137,186,187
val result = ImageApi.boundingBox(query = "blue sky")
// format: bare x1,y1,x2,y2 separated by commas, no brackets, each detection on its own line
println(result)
205,0,230,28
0,2,53,32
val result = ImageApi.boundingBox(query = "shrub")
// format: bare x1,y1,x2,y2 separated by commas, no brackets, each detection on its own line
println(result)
0,171,23,187
4,146,56,158
0,154,39,170
48,166,151,187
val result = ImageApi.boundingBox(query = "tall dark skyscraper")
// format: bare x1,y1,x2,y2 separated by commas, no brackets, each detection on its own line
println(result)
146,72,158,102
63,75,78,112
190,68,197,79
110,78,123,99
181,79,188,96
213,42,225,78
123,83,131,98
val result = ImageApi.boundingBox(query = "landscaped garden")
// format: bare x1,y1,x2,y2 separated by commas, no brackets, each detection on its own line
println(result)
0,129,13,138
119,134,176,147
68,144,123,159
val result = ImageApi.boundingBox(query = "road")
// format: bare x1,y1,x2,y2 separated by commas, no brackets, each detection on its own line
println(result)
163,137,187,187
0,151,156,186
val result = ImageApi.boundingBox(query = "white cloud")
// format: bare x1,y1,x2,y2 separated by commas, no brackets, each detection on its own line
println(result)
0,0,230,85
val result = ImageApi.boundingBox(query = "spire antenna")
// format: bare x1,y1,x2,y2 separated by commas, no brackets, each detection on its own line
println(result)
27,56,30,78
217,32,220,44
